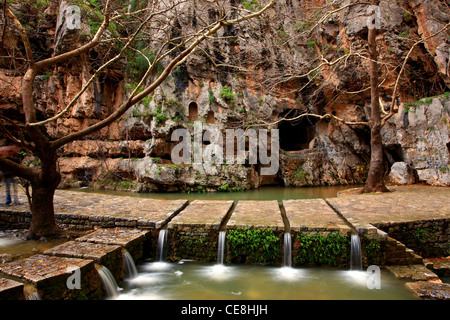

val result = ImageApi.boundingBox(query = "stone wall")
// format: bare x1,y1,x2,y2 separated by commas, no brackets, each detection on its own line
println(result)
0,209,31,230
225,227,284,265
167,225,220,263
291,230,351,268
375,219,450,258
0,208,157,231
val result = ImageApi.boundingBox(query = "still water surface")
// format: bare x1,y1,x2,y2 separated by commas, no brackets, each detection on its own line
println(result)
117,262,419,300
77,185,356,202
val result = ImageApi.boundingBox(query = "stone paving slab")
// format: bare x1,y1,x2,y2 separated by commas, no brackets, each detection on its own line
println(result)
75,228,149,246
43,241,124,283
386,265,441,282
1,185,448,233
0,254,93,285
0,254,102,299
0,278,24,300
424,257,450,277
168,200,234,229
406,281,450,300
283,199,351,234
54,190,188,229
227,200,284,231
44,241,121,262
0,186,188,229
75,227,151,262
328,186,450,227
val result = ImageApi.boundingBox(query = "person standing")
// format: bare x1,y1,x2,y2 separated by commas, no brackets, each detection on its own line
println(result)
1,147,21,205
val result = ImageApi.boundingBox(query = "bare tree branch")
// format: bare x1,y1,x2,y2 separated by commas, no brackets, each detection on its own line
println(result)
0,156,38,181
51,1,275,150
381,21,450,127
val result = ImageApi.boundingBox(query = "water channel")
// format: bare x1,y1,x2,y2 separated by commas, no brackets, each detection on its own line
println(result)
117,262,419,300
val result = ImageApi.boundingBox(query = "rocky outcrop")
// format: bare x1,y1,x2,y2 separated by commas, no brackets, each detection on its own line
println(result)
387,162,418,185
0,0,449,191
383,97,450,186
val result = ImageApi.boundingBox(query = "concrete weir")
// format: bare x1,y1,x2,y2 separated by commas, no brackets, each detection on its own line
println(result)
43,241,124,285
0,278,24,300
0,254,101,300
227,200,284,231
0,185,449,299
225,200,286,265
75,227,152,263
0,227,152,299
167,200,234,262
283,199,351,235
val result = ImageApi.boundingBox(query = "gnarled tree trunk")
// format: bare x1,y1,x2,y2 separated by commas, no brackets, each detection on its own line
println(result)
28,150,61,239
28,180,61,239
362,1,389,193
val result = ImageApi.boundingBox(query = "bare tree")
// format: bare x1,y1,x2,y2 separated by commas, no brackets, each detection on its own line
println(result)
253,0,449,193
0,0,274,238
362,0,389,193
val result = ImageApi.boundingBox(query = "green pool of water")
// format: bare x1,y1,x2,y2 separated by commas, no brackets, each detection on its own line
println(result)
117,262,419,300
0,231,67,260
75,185,357,202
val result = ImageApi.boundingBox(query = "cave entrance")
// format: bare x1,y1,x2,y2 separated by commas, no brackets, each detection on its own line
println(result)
189,102,199,121
278,109,316,151
206,111,215,124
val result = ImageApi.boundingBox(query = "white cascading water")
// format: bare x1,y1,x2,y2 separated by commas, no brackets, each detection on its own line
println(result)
283,232,292,267
25,290,41,300
350,233,362,270
122,250,138,279
97,265,120,299
217,231,226,265
156,229,168,262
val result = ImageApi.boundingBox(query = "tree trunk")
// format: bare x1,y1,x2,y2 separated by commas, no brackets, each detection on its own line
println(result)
28,156,62,239
28,182,60,239
362,2,389,194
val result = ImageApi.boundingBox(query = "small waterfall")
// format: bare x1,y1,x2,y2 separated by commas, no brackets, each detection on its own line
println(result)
26,292,41,300
350,233,362,270
25,289,41,300
97,265,120,299
156,229,168,262
122,250,138,279
217,231,226,265
284,233,292,267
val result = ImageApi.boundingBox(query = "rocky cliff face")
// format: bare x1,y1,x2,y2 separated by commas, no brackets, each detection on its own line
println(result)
0,0,449,191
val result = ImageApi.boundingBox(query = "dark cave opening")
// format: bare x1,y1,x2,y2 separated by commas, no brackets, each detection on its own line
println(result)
189,102,199,121
278,109,316,151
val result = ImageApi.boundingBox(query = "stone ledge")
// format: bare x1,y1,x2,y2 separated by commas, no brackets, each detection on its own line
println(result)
0,254,102,299
43,241,124,284
406,281,450,300
386,265,441,282
44,241,122,261
0,278,25,300
168,200,233,230
227,200,284,231
75,227,151,263
424,257,450,277
284,199,351,235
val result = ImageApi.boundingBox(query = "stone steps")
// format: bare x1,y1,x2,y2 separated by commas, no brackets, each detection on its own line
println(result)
386,264,450,300
385,237,423,265
0,227,152,300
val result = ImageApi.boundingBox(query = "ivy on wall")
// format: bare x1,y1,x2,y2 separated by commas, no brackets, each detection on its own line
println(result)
293,232,350,267
226,228,281,264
